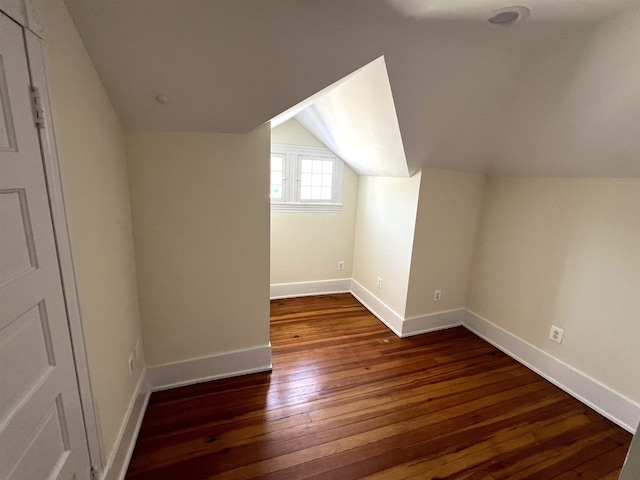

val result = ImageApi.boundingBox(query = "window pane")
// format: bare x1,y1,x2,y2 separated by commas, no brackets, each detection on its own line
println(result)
271,146,342,208
270,154,284,201
270,185,282,199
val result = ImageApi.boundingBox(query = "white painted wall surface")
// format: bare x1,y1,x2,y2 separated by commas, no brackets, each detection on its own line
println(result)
38,0,144,461
271,118,325,148
270,119,358,284
405,169,485,318
126,128,271,367
352,172,421,317
467,177,640,403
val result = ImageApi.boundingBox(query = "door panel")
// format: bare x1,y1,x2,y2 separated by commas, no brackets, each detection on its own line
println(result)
0,303,52,422
0,12,91,480
0,51,18,152
0,189,36,284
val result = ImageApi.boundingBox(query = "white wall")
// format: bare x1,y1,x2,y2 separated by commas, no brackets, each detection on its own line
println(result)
271,118,325,148
270,119,358,284
405,169,485,318
126,128,271,367
39,0,144,462
467,177,640,404
352,172,421,316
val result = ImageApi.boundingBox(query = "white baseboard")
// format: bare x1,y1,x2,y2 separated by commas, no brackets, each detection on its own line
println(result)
464,310,640,433
100,344,271,479
348,284,639,432
147,344,272,392
270,279,351,299
349,280,464,339
402,309,465,337
350,280,404,337
102,370,150,480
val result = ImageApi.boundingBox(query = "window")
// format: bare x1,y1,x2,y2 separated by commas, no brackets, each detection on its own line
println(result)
270,153,285,200
271,144,343,213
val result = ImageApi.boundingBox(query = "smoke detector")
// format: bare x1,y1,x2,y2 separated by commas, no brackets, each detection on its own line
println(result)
155,94,170,104
487,6,530,27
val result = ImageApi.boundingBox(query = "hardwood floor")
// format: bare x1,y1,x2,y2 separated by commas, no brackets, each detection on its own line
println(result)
126,294,632,479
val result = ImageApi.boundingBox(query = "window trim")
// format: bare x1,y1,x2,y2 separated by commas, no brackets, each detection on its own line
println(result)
271,143,344,213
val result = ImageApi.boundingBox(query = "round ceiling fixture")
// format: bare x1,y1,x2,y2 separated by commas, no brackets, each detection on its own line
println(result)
487,6,530,27
155,94,169,104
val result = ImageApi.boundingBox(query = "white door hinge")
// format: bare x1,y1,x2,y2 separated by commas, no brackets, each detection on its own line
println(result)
31,86,45,128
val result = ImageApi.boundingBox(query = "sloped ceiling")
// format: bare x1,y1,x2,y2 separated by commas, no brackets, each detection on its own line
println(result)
62,0,640,177
277,57,409,177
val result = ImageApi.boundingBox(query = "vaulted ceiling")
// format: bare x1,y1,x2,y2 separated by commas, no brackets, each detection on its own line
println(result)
63,0,640,177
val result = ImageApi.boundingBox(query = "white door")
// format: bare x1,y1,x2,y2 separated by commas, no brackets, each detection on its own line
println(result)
619,423,640,480
0,12,92,480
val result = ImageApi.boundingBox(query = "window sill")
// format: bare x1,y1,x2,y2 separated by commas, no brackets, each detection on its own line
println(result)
271,203,343,214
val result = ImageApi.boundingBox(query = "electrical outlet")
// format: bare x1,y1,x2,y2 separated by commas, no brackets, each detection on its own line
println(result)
434,289,442,301
549,325,564,344
128,354,134,376
376,276,383,289
338,260,344,271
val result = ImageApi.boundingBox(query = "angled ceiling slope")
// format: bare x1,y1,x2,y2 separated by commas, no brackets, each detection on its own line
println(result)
63,0,640,178
271,57,409,178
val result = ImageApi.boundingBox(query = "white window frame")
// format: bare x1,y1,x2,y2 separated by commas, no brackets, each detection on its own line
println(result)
271,143,344,213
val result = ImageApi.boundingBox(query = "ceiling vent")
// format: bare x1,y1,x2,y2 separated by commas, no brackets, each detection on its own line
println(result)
487,6,530,27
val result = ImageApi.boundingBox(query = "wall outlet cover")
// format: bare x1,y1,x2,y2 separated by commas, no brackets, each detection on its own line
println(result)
549,325,564,344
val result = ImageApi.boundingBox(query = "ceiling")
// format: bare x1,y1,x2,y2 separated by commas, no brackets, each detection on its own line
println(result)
386,0,639,21
62,0,640,177
272,57,410,177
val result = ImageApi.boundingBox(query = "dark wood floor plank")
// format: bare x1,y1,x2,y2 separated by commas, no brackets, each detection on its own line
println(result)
359,412,591,479
248,396,582,480
125,294,632,480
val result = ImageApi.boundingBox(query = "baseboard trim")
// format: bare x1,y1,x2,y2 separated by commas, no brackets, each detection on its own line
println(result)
270,279,351,299
350,280,404,337
102,370,150,480
147,344,272,392
464,310,639,433
402,309,465,337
